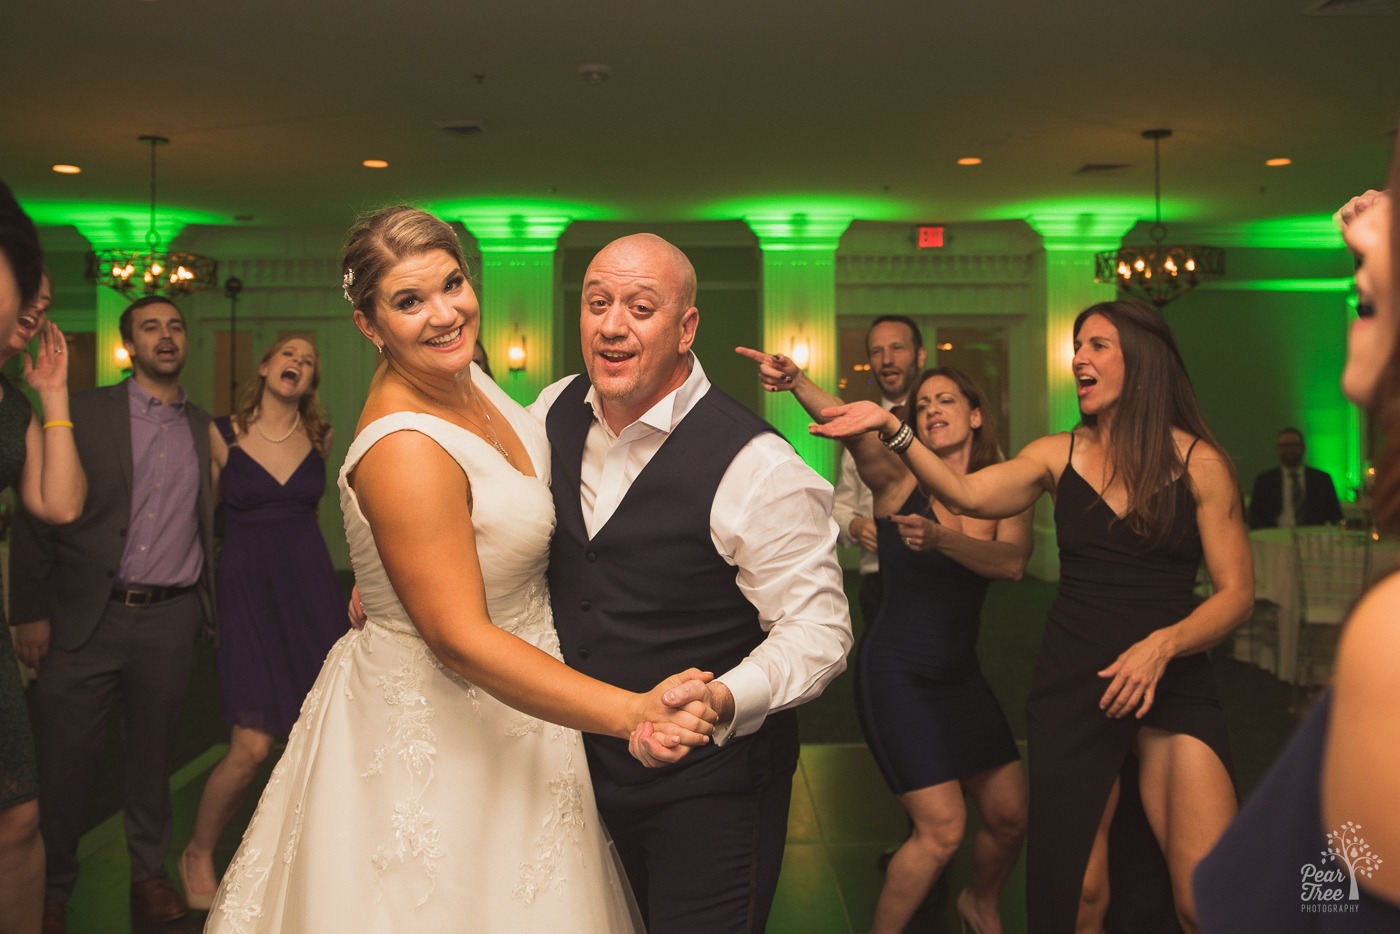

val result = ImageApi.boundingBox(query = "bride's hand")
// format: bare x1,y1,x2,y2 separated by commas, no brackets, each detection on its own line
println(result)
627,668,718,767
810,401,900,440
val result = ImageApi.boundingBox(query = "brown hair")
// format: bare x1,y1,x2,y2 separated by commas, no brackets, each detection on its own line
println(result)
341,206,470,319
908,367,1002,472
232,336,332,457
1367,137,1400,535
1074,298,1234,547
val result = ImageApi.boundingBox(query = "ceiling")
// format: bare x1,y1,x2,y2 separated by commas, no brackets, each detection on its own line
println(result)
4,0,1399,240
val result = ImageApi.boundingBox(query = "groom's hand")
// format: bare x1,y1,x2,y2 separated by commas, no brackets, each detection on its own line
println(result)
347,584,366,631
664,678,734,729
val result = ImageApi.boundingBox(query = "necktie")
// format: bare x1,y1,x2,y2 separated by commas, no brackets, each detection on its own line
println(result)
1289,471,1305,522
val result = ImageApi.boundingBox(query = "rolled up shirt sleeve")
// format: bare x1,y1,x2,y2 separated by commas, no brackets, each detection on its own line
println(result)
709,433,853,743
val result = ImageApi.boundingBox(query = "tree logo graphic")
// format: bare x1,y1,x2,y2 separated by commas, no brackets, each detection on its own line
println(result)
1322,822,1384,901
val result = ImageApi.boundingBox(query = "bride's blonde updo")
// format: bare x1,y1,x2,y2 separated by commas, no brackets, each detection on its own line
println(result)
341,206,471,319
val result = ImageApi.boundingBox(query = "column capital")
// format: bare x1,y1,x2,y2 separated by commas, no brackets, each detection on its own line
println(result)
456,214,573,253
1026,213,1139,253
744,214,853,252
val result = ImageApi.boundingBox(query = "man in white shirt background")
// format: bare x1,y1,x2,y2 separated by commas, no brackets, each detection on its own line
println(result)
533,232,852,933
832,315,926,625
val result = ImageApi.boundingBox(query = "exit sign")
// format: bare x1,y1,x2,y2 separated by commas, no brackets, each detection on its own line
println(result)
917,226,945,249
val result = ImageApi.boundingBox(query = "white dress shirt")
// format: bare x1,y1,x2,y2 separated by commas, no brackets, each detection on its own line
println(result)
532,355,853,743
831,396,901,577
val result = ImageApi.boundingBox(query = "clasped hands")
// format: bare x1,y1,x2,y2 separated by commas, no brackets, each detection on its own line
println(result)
628,672,733,768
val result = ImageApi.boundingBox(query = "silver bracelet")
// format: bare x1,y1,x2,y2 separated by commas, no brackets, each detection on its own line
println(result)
880,422,914,453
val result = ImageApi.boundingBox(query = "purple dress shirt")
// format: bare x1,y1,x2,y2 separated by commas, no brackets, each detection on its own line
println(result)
118,379,202,588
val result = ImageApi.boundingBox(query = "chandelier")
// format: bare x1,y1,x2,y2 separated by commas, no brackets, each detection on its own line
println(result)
84,135,218,298
1094,128,1224,307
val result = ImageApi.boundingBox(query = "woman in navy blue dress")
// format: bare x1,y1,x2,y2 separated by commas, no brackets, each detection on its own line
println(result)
741,349,1031,934
179,336,346,908
1193,163,1400,927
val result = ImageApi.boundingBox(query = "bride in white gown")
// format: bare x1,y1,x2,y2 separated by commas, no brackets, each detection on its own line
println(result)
206,207,716,933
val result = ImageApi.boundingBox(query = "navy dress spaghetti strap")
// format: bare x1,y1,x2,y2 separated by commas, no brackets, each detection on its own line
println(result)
855,487,1019,794
1027,433,1233,932
213,416,346,737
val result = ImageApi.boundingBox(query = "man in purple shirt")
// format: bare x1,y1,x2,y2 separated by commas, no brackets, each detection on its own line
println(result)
11,297,215,932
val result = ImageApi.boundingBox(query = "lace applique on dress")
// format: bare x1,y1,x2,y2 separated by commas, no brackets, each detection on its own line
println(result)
370,794,447,905
362,645,447,903
213,846,271,933
512,769,590,904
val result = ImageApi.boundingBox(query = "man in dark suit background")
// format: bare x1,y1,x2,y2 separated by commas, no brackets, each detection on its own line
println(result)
1247,426,1344,529
10,297,215,933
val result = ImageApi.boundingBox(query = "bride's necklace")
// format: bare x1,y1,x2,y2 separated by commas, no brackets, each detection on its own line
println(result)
409,379,512,462
254,412,301,444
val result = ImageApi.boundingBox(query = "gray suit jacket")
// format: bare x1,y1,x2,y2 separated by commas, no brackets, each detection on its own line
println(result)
9,381,216,650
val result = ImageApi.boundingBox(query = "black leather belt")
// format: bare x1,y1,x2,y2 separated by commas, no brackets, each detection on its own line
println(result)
110,584,195,607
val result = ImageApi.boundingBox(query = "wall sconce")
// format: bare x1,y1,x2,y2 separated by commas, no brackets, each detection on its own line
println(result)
507,334,527,373
789,336,811,370
115,345,131,367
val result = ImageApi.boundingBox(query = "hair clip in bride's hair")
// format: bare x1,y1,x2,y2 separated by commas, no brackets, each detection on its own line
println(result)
342,267,355,303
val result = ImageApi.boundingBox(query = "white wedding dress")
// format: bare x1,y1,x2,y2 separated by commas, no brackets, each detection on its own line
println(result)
206,368,640,933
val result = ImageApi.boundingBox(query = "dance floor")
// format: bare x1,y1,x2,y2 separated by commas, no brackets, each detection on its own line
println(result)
44,576,1296,932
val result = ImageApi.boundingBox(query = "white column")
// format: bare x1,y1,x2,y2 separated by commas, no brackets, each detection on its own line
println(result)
744,214,853,482
457,215,572,407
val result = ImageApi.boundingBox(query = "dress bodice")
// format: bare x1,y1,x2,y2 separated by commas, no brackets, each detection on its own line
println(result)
338,367,556,644
216,416,325,523
1054,463,1201,626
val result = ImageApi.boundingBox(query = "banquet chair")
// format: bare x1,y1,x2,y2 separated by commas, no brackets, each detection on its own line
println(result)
1235,599,1281,671
1291,528,1372,705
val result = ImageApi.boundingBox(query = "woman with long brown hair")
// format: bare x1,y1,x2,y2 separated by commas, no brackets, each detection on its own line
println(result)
179,335,347,908
813,299,1253,932
1193,151,1400,927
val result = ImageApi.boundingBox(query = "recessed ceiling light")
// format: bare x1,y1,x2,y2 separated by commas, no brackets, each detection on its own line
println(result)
957,157,983,166
52,164,81,174
1265,157,1292,167
362,159,389,169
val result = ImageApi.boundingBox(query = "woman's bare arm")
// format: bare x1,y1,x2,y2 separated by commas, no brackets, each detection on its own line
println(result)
354,430,716,755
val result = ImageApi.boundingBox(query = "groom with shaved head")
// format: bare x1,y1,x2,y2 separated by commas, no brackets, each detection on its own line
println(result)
533,233,851,932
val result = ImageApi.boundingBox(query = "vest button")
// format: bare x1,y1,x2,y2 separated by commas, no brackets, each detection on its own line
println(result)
580,600,591,611
578,647,591,660
585,550,597,562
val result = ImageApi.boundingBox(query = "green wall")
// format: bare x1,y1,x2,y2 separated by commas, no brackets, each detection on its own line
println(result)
1167,247,1359,503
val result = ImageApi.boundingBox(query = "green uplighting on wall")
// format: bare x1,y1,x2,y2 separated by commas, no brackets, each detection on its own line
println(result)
431,197,613,225
1199,277,1354,293
698,194,909,225
19,200,224,246
995,195,1162,226
1209,215,1343,250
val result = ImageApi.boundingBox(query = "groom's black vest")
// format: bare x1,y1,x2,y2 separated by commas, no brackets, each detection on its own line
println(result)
546,375,795,789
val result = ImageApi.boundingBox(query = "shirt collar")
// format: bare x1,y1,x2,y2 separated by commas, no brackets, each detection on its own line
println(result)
584,352,709,440
127,377,188,413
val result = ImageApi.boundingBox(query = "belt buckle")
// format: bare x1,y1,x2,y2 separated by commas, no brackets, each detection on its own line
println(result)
123,589,156,608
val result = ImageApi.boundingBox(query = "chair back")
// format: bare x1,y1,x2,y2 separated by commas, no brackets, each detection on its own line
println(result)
1291,528,1372,626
